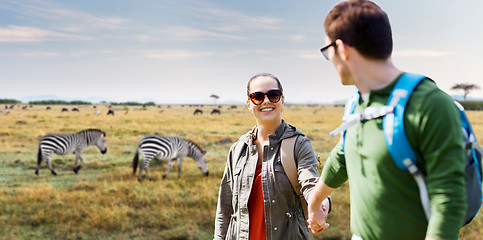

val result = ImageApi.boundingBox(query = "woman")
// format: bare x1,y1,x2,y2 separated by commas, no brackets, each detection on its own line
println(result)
213,73,330,240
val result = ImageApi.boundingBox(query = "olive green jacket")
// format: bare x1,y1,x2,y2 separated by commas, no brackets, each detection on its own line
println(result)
214,121,319,240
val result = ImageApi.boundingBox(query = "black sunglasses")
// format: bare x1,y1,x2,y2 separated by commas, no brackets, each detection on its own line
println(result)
248,89,283,105
320,41,336,60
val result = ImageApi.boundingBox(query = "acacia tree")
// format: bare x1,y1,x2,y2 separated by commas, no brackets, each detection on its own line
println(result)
451,83,480,101
210,94,219,105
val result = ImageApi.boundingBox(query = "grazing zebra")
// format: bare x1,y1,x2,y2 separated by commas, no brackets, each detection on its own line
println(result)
132,135,209,181
35,129,107,175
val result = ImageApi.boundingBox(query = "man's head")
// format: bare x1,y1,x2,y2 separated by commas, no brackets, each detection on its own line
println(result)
324,0,392,60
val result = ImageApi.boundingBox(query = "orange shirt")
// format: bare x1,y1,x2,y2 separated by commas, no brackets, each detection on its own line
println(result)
248,164,266,240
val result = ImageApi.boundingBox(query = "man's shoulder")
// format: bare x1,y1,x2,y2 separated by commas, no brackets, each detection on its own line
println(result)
410,78,455,108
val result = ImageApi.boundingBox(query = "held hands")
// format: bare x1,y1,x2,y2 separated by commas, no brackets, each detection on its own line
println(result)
307,201,330,233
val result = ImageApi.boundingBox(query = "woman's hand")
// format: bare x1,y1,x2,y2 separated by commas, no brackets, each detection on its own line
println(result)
307,198,330,233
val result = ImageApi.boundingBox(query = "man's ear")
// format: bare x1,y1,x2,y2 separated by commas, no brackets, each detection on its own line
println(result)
336,39,349,61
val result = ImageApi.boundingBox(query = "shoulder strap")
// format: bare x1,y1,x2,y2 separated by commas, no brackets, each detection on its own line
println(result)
330,89,359,152
280,135,309,219
281,136,301,195
383,72,431,220
383,72,427,170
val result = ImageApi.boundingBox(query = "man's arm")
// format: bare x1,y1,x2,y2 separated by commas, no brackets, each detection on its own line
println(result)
407,82,466,239
307,181,336,233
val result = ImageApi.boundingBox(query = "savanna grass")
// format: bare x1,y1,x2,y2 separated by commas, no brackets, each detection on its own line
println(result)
0,104,481,239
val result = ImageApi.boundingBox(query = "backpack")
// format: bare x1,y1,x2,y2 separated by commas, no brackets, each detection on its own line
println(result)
280,136,332,223
330,72,483,226
280,136,309,220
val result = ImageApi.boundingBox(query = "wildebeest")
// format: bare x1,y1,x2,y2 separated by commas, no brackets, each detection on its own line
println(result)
107,109,115,115
193,109,203,115
72,108,79,112
211,109,221,115
35,129,107,175
46,106,51,110
132,135,209,181
61,108,68,112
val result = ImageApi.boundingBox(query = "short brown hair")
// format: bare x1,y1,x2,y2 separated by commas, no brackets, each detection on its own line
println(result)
324,0,393,60
247,73,283,96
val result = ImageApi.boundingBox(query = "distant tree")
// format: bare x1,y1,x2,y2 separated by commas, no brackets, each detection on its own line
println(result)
69,100,91,105
210,94,219,105
451,83,481,101
0,99,21,104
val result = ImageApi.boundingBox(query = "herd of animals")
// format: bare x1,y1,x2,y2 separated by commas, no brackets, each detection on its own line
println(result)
2,104,242,179
2,104,237,116
35,128,209,181
3,105,224,180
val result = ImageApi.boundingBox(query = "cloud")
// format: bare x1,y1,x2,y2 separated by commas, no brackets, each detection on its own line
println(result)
199,8,283,32
288,35,308,42
18,51,59,58
69,50,115,57
393,49,449,57
157,26,246,41
142,50,213,60
296,51,322,59
167,1,283,31
0,0,129,34
0,25,90,42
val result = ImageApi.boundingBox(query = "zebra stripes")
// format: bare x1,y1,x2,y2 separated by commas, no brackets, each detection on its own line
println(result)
35,129,107,175
132,135,209,181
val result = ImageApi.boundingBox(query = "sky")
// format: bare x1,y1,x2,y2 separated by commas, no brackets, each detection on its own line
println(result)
1,0,483,104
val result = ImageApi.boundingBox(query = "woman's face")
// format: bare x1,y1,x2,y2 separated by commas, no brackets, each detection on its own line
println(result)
246,76,284,125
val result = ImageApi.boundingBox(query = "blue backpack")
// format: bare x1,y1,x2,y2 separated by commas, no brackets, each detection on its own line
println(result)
330,72,483,226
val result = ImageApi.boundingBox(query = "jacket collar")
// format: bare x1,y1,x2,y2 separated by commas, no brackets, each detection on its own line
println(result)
238,120,303,145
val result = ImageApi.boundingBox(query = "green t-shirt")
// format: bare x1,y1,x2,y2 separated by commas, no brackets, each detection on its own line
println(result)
322,74,466,239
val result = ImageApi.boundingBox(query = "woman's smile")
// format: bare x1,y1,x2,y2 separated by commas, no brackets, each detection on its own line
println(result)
260,107,275,112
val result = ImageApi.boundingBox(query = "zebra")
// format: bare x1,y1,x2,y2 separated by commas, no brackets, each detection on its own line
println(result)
35,129,107,175
132,135,209,181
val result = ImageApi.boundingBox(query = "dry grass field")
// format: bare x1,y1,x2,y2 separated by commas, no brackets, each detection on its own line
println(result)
0,104,482,240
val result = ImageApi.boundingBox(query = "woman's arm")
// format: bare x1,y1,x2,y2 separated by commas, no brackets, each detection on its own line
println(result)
213,143,237,239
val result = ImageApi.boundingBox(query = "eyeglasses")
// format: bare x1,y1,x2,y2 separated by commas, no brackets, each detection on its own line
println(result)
320,42,336,60
248,89,283,105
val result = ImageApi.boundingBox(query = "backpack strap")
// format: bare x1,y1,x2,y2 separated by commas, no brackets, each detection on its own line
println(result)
383,73,427,170
383,72,431,220
280,136,309,219
330,89,359,151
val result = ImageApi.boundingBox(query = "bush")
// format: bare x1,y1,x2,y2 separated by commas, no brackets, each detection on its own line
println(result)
456,101,483,111
0,99,21,104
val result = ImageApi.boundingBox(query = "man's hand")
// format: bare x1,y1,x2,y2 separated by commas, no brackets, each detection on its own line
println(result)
307,202,330,233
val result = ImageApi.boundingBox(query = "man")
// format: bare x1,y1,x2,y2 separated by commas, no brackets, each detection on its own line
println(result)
307,0,467,239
